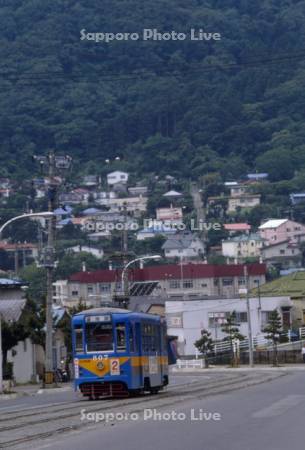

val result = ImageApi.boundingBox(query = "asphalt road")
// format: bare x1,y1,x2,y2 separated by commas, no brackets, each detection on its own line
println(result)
0,373,214,412
27,371,305,450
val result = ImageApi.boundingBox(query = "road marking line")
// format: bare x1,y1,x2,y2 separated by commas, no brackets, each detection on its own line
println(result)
253,395,305,418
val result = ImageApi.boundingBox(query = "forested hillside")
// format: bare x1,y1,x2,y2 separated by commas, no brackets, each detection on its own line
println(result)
1,0,305,182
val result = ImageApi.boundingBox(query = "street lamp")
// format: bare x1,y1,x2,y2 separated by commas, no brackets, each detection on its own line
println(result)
0,211,54,393
121,255,161,296
0,212,54,237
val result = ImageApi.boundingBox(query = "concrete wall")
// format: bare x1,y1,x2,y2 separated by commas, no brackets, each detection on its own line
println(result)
7,338,36,383
166,296,293,356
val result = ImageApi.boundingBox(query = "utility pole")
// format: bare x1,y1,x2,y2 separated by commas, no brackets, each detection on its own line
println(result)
33,152,72,386
0,313,2,393
190,182,207,259
244,265,254,367
44,151,56,385
121,202,129,304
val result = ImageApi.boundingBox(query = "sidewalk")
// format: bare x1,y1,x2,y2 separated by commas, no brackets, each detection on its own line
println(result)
0,382,73,400
172,364,305,373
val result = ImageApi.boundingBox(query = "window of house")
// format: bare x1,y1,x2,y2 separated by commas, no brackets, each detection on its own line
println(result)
208,312,228,327
71,290,78,296
169,279,181,289
183,279,193,289
238,278,246,285
261,311,273,327
280,249,285,255
223,278,233,286
87,285,94,294
235,312,248,323
99,283,111,293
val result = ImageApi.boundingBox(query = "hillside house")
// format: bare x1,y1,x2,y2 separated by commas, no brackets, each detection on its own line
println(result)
162,232,205,260
259,219,305,246
107,171,129,186
222,233,264,260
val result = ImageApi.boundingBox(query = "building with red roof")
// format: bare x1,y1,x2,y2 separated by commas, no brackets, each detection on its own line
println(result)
55,262,266,307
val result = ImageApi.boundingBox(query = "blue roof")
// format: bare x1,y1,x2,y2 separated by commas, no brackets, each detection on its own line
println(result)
53,206,72,215
0,278,25,286
138,227,176,235
247,173,268,179
58,218,73,226
82,208,102,215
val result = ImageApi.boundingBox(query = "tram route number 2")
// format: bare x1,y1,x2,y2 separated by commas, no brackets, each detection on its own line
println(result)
110,359,120,375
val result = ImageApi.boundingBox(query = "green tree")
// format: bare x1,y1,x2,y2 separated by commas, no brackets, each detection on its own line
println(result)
222,312,245,367
19,264,47,304
194,329,214,368
263,309,282,367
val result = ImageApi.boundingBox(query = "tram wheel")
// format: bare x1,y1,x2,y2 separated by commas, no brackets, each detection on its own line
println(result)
149,387,160,395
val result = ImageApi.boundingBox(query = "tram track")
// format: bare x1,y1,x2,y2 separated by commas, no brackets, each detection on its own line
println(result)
0,371,286,448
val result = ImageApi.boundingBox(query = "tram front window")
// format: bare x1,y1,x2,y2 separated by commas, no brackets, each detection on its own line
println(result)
75,325,83,353
86,323,113,352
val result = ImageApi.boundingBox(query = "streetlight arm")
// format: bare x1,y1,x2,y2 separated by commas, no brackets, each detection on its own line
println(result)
0,212,54,238
121,255,161,290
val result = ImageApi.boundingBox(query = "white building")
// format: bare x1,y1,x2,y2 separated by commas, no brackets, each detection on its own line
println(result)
107,196,147,213
136,221,176,241
222,233,265,260
166,296,293,356
107,171,129,186
227,194,261,213
66,245,104,259
156,207,183,223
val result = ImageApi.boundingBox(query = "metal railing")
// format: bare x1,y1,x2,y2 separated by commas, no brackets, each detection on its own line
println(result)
210,326,305,355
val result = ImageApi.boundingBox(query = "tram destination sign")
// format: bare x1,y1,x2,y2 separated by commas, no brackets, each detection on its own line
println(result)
85,315,111,323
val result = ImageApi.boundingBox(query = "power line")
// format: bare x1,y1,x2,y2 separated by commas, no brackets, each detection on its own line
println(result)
0,50,305,85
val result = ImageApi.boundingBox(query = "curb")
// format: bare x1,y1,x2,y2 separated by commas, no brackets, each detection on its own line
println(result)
36,386,72,395
0,392,26,401
0,385,72,400
172,366,305,373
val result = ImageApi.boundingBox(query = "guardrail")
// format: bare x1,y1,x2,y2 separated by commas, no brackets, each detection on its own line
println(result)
195,326,305,356
175,359,206,369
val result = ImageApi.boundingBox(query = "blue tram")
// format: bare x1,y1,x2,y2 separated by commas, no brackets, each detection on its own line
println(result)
72,307,171,398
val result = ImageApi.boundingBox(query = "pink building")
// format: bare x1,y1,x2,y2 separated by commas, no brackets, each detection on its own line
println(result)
259,219,305,246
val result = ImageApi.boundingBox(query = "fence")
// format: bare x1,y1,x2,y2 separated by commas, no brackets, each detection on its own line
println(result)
175,349,304,368
211,326,305,355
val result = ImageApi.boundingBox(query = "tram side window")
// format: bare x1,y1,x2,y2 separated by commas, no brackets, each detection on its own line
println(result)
129,324,135,353
86,323,113,352
142,323,158,352
75,325,83,353
116,323,126,351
